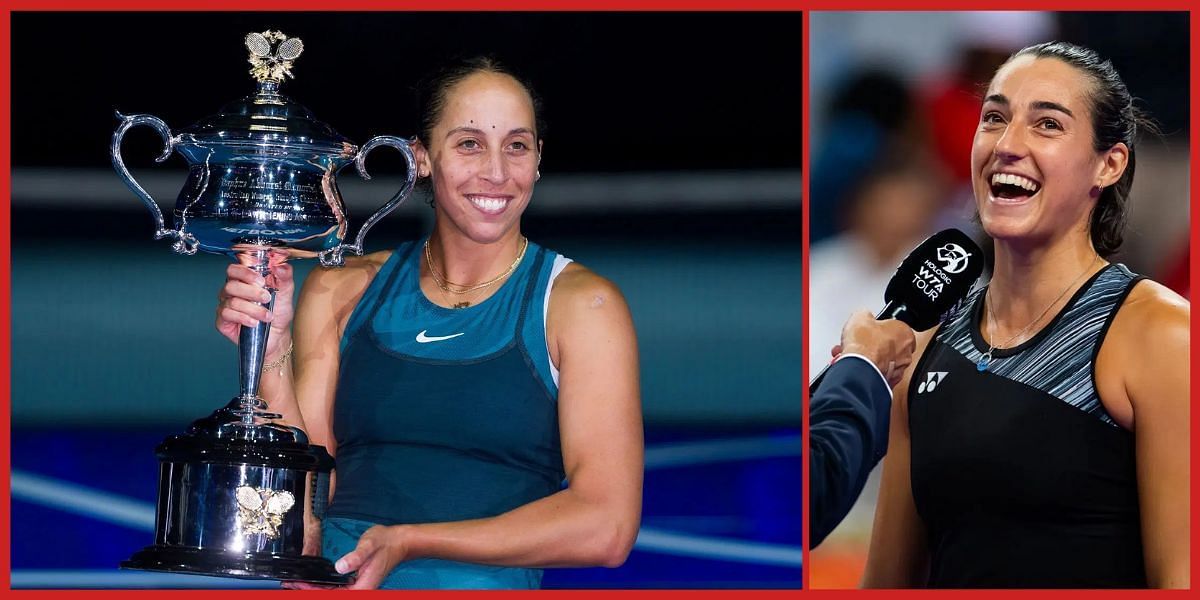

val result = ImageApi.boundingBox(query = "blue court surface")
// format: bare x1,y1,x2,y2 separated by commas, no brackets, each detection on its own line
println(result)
10,426,800,589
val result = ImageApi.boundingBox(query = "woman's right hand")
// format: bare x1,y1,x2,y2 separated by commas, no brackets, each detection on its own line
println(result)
215,261,296,360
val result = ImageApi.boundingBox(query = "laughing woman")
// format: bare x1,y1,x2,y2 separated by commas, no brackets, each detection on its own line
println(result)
861,42,1189,588
215,57,643,589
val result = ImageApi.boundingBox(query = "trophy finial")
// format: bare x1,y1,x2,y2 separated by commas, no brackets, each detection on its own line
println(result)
245,30,304,84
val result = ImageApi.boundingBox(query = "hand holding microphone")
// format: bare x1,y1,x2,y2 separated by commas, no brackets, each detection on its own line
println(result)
835,312,916,387
809,229,984,549
811,229,984,392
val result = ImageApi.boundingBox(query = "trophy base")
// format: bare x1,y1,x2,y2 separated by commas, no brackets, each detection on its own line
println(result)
122,545,352,585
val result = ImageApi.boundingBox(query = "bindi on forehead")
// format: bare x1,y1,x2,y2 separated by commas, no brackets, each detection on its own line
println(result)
436,73,538,138
465,119,495,129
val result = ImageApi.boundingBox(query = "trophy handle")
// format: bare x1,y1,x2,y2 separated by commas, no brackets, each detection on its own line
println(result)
110,111,199,255
318,135,417,267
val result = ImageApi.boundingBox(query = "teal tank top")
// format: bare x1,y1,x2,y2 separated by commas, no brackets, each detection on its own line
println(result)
325,238,570,588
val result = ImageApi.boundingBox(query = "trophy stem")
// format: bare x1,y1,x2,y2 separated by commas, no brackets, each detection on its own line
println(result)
257,80,281,97
237,250,276,421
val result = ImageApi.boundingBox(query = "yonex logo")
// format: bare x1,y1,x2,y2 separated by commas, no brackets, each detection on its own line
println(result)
917,371,948,394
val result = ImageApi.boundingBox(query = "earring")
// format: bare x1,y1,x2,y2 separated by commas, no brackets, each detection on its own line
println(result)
535,170,541,181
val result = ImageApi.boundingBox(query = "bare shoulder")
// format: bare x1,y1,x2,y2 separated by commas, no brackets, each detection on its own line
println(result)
1101,278,1189,422
546,262,635,357
549,262,629,313
298,250,392,323
302,251,390,293
1124,278,1188,318
1110,279,1189,352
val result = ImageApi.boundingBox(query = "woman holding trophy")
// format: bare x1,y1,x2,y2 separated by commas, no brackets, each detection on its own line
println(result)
214,57,643,589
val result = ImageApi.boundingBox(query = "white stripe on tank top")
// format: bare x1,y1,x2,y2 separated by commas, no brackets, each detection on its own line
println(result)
543,254,573,388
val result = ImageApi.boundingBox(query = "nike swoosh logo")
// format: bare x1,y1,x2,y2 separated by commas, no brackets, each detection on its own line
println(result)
415,330,465,343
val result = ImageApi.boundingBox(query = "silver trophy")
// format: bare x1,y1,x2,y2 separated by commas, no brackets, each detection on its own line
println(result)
111,30,415,584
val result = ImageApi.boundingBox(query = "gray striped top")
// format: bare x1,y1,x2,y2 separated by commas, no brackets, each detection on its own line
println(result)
935,264,1143,428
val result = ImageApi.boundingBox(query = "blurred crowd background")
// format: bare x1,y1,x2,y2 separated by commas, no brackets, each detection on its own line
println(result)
9,12,801,588
807,11,1189,589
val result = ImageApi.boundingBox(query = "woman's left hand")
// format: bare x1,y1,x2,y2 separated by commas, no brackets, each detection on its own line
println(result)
333,524,410,590
279,525,408,590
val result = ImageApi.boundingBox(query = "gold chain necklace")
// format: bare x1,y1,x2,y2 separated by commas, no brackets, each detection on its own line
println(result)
424,236,528,306
428,270,473,309
978,255,1100,372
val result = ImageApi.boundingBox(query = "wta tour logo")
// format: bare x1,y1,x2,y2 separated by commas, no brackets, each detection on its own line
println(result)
912,243,973,301
936,243,972,274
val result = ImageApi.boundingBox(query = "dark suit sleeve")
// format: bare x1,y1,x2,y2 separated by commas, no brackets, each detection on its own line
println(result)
809,355,892,549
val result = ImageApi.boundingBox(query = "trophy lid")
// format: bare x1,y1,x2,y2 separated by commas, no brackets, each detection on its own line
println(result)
175,30,355,155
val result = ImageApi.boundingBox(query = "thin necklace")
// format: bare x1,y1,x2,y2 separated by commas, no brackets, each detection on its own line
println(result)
978,255,1100,372
424,237,528,307
433,277,472,310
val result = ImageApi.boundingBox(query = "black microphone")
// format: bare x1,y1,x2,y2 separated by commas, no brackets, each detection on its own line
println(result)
810,228,984,392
